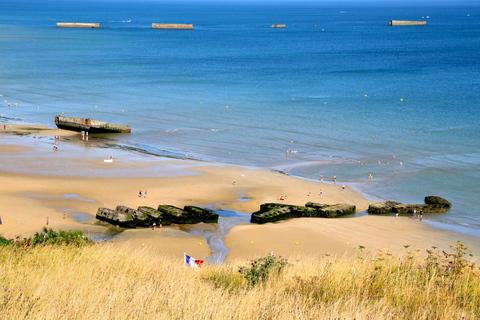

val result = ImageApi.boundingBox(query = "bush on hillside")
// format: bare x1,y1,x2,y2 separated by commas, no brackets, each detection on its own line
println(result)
239,254,289,286
0,236,11,246
32,227,93,247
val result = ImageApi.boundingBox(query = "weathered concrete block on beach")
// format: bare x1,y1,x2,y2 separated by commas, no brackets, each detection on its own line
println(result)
250,202,349,224
305,202,329,211
368,201,402,215
157,205,190,223
96,204,218,228
424,196,452,209
251,203,293,224
321,203,356,218
369,196,451,215
291,205,318,217
156,205,218,224
184,206,219,223
306,202,355,218
96,208,136,228
115,205,150,227
392,204,428,215
137,206,171,225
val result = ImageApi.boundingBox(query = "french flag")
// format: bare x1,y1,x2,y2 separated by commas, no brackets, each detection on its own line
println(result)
184,253,204,270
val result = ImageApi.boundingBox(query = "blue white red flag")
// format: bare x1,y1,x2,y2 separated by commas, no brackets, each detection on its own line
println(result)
184,253,204,270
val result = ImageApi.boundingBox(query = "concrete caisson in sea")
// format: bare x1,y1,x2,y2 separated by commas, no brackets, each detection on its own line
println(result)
54,116,131,133
56,23,100,28
152,23,194,30
389,20,426,26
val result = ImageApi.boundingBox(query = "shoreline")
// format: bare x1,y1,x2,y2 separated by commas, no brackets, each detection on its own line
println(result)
1,125,479,263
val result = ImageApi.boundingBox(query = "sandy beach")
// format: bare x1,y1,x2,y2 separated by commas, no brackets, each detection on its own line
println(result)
1,125,479,263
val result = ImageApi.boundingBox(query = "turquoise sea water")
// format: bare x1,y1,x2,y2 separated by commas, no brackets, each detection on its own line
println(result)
1,0,479,237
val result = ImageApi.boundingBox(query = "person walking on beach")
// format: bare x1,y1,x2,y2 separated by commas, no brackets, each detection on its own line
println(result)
46,217,49,226
320,174,323,182
139,190,142,197
159,219,162,228
144,190,147,198
368,173,372,180
152,222,156,230
342,184,346,191
63,211,66,219
333,175,337,182
413,209,417,217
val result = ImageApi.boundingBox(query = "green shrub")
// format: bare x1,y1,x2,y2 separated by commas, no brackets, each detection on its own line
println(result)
0,236,11,246
239,254,288,286
32,227,93,247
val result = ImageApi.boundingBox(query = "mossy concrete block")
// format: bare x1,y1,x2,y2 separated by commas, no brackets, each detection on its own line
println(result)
319,203,356,218
252,202,322,223
184,206,219,223
96,207,137,228
137,206,171,225
424,196,452,209
392,204,428,215
368,201,402,215
157,205,189,223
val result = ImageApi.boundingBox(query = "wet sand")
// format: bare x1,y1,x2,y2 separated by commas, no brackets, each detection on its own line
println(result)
1,125,479,263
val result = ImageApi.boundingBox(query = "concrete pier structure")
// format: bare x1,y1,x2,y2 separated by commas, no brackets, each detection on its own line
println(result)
56,23,100,28
55,116,131,133
152,23,193,30
389,20,426,26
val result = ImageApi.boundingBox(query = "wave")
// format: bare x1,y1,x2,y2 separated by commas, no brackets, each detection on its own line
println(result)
165,128,222,133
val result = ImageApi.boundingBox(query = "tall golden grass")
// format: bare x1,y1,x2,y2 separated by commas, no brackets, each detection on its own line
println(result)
1,243,479,319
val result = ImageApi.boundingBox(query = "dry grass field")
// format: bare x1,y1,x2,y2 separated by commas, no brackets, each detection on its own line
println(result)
1,234,479,320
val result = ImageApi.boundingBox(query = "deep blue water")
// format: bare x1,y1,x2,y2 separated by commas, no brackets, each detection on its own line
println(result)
1,0,479,236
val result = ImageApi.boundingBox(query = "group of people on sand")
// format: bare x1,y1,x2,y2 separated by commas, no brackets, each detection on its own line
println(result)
413,209,424,221
138,190,147,198
152,219,162,230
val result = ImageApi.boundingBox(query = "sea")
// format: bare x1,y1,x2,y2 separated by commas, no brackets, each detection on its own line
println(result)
1,0,479,239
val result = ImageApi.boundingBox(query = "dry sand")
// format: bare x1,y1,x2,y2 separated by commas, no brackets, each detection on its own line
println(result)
224,215,480,261
1,125,479,263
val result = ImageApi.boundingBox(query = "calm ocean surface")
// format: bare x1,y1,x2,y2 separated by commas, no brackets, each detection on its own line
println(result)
1,0,479,237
